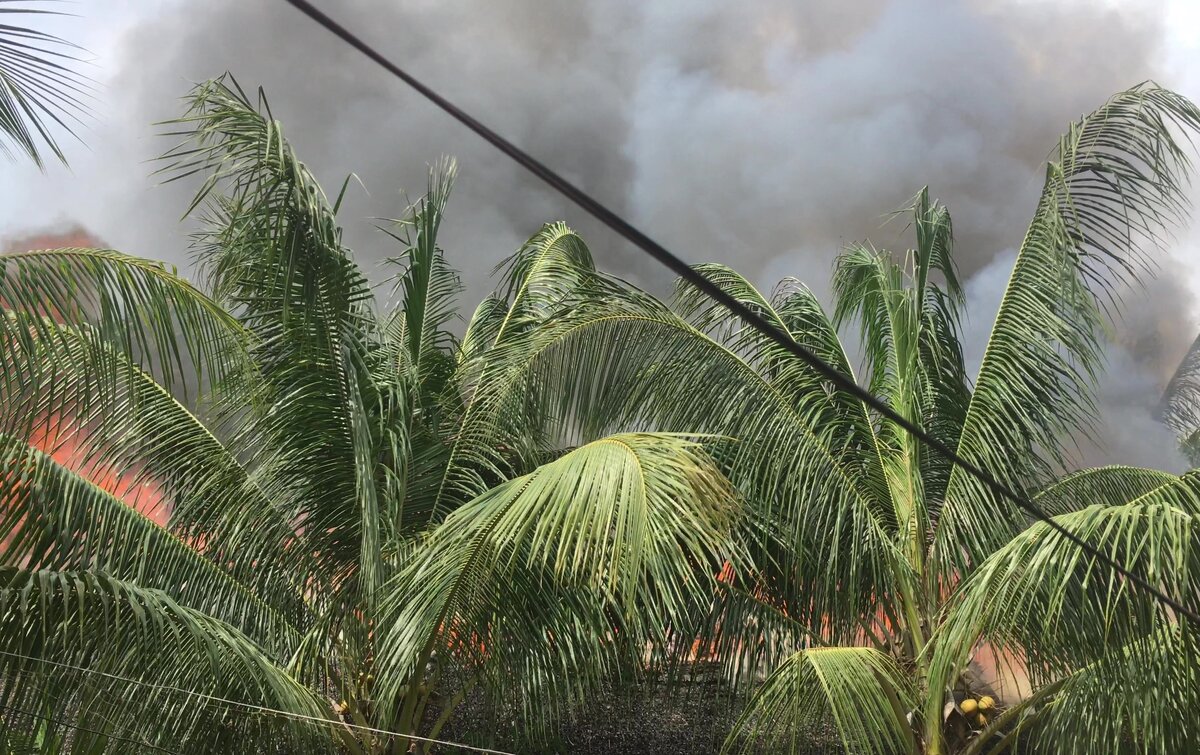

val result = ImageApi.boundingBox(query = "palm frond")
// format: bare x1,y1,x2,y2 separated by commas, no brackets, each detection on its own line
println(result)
159,74,392,599
1,320,319,634
0,3,90,168
373,433,739,732
678,266,882,459
0,432,299,653
490,221,594,341
1,248,250,401
908,186,962,308
1032,465,1180,516
933,470,1200,689
457,294,508,370
1159,331,1200,463
0,566,333,754
379,157,461,398
997,622,1200,755
447,285,899,643
675,263,794,343
831,197,971,525
723,646,915,755
936,83,1200,574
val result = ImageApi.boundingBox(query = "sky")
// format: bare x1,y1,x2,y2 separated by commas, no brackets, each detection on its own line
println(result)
4,0,1200,469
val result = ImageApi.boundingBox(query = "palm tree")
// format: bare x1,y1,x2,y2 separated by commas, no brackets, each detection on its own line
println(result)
455,84,1200,753
0,77,738,753
3,73,1199,755
0,2,89,168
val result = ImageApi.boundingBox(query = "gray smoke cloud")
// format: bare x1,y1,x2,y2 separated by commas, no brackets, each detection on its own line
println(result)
5,0,1198,469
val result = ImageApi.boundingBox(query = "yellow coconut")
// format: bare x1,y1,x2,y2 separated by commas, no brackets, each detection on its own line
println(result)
960,698,978,715
974,712,988,727
978,695,995,711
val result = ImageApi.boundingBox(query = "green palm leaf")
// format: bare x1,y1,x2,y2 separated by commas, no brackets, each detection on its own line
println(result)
994,623,1200,755
379,157,461,398
464,285,898,640
2,319,321,628
1032,465,1180,517
0,567,333,754
723,646,915,755
491,221,595,341
1160,332,1200,464
0,433,299,653
0,3,89,168
1,248,250,404
933,471,1200,700
373,433,738,732
160,75,392,599
421,223,597,523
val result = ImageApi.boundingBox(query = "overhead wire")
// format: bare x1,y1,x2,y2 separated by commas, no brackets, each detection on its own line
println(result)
279,0,1200,625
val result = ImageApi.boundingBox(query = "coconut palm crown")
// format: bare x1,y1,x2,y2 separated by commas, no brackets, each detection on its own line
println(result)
0,77,738,753
1,75,1200,755
449,82,1200,754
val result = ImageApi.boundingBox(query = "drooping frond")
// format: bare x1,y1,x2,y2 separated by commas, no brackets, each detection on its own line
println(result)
0,567,334,754
768,278,865,400
0,433,299,654
373,434,739,732
936,84,1200,574
0,321,317,638
933,469,1200,752
833,243,912,402
1032,465,1180,517
0,249,250,404
675,263,795,344
677,266,881,458
420,225,595,522
457,294,508,370
994,623,1200,755
723,646,915,755
933,470,1200,694
0,3,90,168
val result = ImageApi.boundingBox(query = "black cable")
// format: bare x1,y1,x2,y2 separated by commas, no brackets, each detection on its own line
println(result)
280,0,1200,625
0,703,182,754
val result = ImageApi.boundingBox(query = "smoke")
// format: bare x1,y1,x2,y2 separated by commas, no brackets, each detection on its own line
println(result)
3,0,1198,467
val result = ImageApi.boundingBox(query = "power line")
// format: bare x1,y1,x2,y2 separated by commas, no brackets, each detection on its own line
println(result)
0,703,183,755
280,0,1200,625
0,650,516,755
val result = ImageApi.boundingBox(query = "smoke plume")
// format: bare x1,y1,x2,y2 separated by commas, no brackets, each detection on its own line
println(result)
4,0,1198,468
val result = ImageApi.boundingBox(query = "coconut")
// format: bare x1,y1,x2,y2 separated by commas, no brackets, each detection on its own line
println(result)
960,698,978,715
978,695,995,711
974,712,988,727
